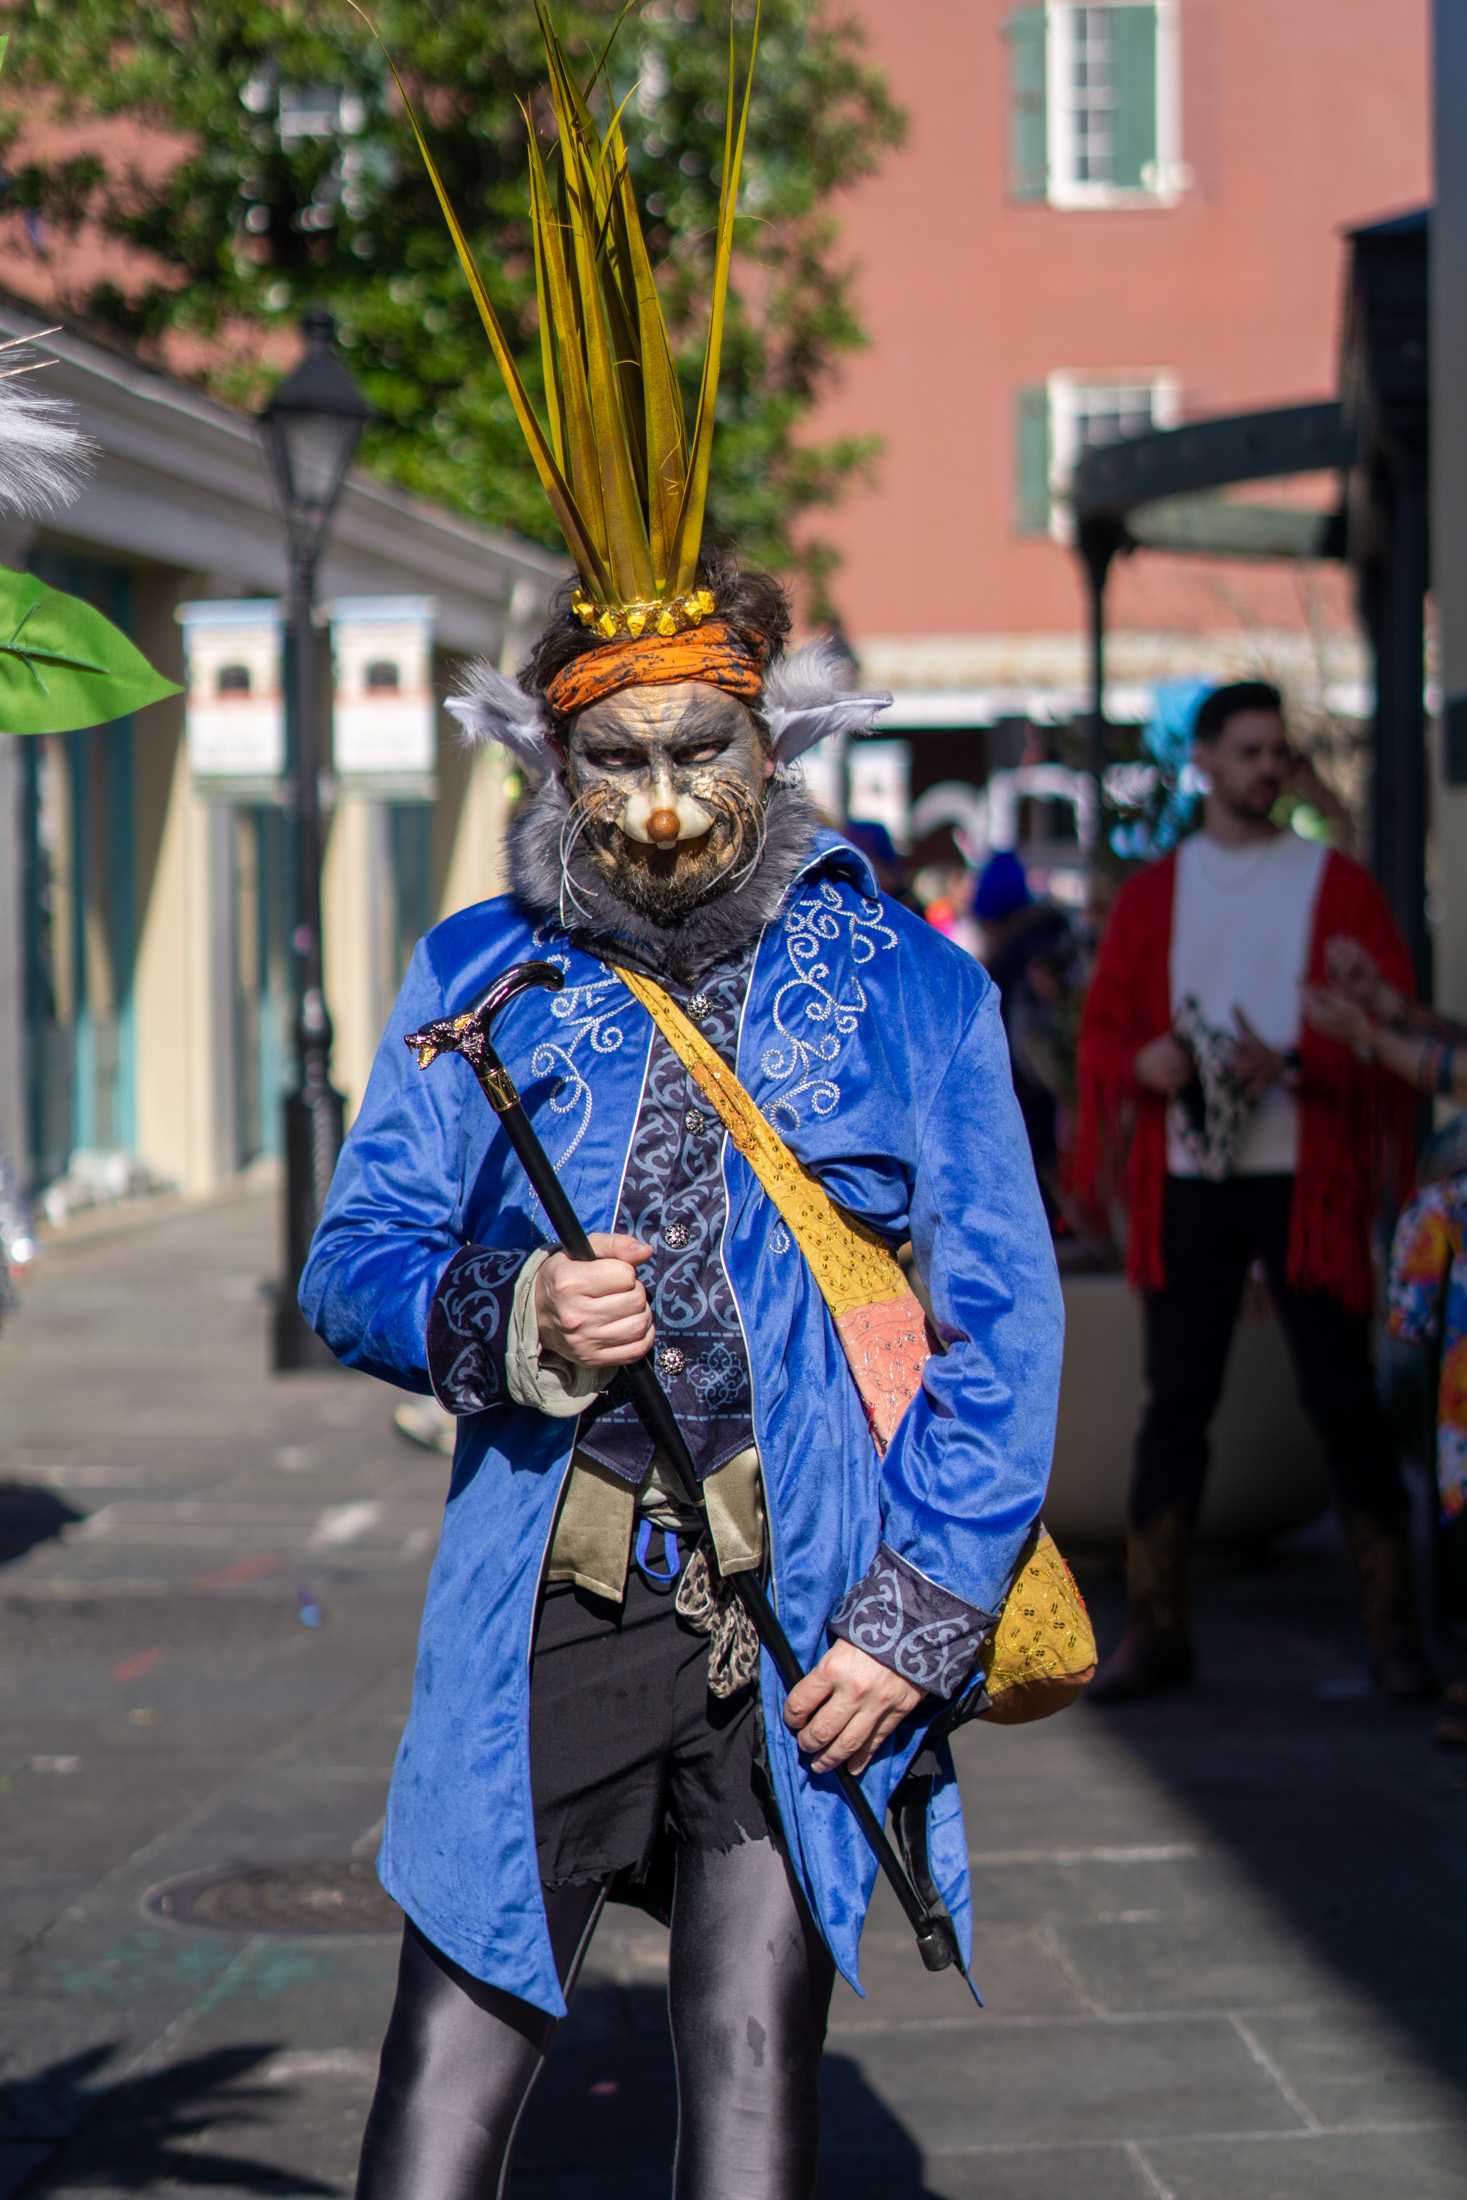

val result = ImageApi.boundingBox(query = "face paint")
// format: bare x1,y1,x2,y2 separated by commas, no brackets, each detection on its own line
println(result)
562,680,772,922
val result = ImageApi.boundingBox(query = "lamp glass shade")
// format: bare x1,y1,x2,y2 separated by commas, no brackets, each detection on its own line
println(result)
258,310,370,556
265,408,364,548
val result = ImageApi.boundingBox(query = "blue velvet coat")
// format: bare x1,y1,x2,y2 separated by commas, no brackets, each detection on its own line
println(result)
300,834,1063,2016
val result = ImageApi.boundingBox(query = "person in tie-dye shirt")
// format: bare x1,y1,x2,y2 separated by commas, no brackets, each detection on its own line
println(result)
1388,1179,1467,1524
1387,1177,1467,1746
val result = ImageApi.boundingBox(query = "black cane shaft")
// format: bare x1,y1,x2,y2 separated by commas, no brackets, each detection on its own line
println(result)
489,1090,598,1262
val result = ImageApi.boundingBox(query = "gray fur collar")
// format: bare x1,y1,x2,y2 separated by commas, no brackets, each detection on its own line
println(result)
507,772,820,982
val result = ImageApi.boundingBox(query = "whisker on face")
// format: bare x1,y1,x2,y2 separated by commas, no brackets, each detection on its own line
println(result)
710,780,768,894
557,791,605,930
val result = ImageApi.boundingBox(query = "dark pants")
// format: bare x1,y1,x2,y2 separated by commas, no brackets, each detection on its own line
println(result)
1131,1175,1407,1534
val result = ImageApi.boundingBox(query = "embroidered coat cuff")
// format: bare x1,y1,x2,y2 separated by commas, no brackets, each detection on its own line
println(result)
426,1245,532,1416
829,1544,993,1701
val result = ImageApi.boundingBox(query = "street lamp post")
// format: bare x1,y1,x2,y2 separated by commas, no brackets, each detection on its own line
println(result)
258,308,371,1371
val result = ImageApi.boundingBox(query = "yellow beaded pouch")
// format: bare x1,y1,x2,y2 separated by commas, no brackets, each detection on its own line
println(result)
613,966,1096,1724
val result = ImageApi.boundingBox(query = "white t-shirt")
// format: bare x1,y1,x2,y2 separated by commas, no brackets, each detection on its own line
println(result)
1167,830,1326,1177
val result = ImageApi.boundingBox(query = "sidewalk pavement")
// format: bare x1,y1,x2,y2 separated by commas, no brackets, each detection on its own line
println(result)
1,1188,1465,2199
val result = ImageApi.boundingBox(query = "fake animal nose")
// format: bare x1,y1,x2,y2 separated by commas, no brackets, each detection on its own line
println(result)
647,807,681,846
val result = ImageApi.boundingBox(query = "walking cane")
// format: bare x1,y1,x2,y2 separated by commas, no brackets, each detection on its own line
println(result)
406,959,964,1978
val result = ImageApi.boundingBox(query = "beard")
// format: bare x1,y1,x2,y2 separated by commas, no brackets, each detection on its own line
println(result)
1222,782,1283,824
507,767,819,983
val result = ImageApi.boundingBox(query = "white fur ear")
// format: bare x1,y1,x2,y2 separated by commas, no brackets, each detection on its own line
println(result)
762,640,891,765
445,660,554,773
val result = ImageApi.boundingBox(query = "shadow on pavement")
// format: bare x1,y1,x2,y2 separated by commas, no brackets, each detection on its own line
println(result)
514,1980,938,2198
0,1485,82,1568
4,2042,336,2195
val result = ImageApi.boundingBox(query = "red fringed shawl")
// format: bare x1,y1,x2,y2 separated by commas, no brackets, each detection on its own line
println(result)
1073,848,1416,1316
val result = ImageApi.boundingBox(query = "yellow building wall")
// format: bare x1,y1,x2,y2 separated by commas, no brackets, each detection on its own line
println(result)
322,728,514,1126
130,570,230,1197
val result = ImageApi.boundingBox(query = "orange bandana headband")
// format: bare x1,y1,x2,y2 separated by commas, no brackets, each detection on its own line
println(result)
544,618,764,720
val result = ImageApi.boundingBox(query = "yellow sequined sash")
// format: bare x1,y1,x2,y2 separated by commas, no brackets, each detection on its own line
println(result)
613,965,1096,1720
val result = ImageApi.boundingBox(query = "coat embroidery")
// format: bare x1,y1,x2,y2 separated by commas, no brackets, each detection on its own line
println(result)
829,1543,990,1701
527,927,630,1167
575,949,755,1484
760,882,898,1129
427,1243,525,1414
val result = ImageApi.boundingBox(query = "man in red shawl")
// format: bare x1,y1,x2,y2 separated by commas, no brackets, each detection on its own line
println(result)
1074,681,1428,1703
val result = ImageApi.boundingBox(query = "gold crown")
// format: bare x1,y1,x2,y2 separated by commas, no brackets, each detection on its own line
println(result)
570,587,718,642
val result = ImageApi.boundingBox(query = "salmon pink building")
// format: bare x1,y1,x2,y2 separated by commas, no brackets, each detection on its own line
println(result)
812,0,1430,846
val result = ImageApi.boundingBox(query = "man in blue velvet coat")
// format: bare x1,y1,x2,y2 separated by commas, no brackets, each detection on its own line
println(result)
302,550,1064,2200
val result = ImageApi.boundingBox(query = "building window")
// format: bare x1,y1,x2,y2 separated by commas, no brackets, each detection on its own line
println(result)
1007,2,1184,208
1014,372,1180,537
365,659,401,692
216,663,252,696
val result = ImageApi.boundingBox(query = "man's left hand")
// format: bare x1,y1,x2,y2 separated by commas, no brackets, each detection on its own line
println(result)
784,1640,925,1775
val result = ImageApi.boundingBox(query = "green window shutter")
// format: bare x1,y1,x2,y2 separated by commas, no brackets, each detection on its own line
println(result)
1015,385,1052,534
1007,7,1049,201
1109,3,1159,190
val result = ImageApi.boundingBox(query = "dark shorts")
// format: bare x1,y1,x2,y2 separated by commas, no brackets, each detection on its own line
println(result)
528,1565,771,1892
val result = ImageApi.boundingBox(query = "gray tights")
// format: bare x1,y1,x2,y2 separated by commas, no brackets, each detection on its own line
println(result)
354,1837,835,2199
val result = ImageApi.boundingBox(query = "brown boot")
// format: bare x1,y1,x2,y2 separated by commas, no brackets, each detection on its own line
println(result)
1342,1512,1437,1702
1087,1509,1195,1705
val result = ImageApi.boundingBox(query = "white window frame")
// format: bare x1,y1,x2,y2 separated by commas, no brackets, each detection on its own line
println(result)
1046,370,1181,539
1045,0,1186,209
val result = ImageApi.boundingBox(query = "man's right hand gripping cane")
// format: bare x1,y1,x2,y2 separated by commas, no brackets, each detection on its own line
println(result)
535,1235,655,1367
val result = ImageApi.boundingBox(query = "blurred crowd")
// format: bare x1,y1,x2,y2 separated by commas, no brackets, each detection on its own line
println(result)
860,678,1467,1736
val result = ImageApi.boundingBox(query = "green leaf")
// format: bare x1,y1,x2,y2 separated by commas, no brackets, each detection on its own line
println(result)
0,568,181,735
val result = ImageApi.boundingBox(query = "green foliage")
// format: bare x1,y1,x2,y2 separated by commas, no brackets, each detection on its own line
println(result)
0,568,182,733
1,1,903,596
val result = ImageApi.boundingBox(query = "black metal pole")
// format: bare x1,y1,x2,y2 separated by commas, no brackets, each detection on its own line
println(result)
1080,527,1115,799
274,538,346,1371
406,966,962,1975
1389,472,1432,999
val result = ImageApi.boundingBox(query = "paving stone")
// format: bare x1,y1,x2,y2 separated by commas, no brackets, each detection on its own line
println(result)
134,1940,401,2066
1141,2126,1467,2198
3,1754,243,1884
1240,2000,1467,2130
833,1919,1094,2026
817,2017,1306,2153
819,2145,1152,2199
1050,1887,1467,2016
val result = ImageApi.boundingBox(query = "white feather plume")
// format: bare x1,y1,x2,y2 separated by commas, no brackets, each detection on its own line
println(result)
0,359,95,518
445,659,554,773
762,639,891,764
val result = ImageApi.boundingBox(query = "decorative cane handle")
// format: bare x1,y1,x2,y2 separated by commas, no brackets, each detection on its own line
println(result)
405,960,565,1112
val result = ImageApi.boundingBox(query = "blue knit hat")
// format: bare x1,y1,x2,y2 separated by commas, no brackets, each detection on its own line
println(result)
844,818,901,871
972,849,1031,922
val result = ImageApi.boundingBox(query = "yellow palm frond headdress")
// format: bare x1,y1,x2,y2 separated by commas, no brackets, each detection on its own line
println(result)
357,1,759,654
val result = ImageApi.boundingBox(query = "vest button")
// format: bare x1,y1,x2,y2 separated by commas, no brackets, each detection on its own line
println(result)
663,1220,691,1249
686,993,711,1019
656,1344,687,1376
